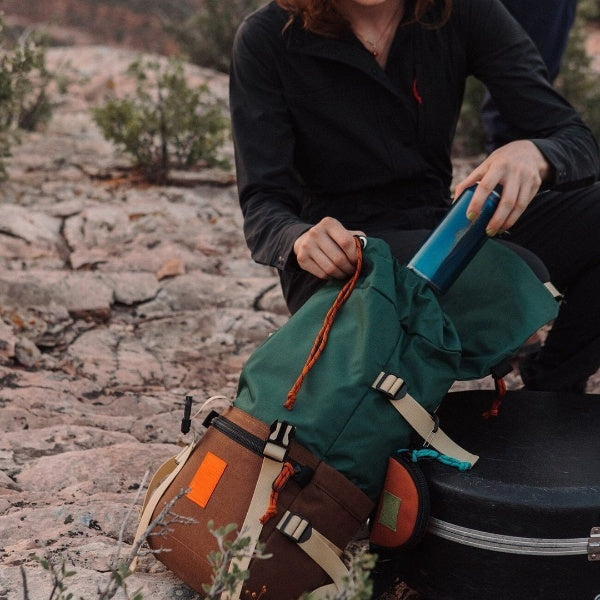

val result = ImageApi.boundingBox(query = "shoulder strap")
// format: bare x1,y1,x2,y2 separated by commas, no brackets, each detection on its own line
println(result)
373,372,479,466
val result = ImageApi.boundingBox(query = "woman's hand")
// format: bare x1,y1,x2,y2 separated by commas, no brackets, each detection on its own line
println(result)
293,217,365,279
454,140,551,236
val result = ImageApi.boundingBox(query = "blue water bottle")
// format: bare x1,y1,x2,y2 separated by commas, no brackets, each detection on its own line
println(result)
407,184,502,294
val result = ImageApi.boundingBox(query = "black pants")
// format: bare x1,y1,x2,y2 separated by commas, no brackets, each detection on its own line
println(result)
282,183,600,391
507,184,600,390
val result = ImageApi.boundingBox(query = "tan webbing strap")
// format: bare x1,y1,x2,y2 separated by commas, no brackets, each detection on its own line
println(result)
276,511,348,592
372,372,479,466
222,456,284,600
392,393,479,465
223,421,296,600
131,441,197,571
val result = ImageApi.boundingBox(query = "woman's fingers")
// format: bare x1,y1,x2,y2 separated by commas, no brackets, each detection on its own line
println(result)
293,217,365,279
455,140,550,235
488,176,539,234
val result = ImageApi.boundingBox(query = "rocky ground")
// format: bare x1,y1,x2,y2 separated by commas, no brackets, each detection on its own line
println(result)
0,46,598,600
0,46,290,600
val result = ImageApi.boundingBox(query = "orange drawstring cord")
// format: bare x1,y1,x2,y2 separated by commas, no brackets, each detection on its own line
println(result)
482,376,507,419
284,237,364,411
259,461,295,524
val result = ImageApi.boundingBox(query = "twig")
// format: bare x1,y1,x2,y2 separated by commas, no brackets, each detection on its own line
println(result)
126,487,193,567
113,469,150,566
98,480,189,600
19,565,30,600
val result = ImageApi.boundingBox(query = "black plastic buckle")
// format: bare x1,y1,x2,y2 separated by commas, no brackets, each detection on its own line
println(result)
263,421,295,461
202,409,220,429
292,462,314,488
373,373,407,400
276,511,312,544
491,360,513,379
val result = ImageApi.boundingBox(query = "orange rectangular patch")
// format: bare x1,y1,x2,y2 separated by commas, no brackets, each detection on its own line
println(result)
186,452,227,508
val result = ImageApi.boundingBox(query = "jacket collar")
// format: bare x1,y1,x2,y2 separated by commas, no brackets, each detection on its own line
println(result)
285,21,410,99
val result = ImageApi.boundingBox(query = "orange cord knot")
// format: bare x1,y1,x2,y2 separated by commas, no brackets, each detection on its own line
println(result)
482,376,507,419
259,461,295,524
284,237,363,411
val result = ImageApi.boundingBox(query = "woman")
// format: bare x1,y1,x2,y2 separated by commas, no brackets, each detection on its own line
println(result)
229,0,600,392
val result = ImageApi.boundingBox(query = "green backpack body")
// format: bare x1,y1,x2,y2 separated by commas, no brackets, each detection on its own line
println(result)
234,237,558,501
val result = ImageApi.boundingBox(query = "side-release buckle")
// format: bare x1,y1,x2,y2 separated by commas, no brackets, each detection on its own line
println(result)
372,372,407,400
263,421,295,462
276,510,312,544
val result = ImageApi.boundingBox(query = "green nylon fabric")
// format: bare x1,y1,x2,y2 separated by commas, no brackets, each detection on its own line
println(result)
234,237,559,501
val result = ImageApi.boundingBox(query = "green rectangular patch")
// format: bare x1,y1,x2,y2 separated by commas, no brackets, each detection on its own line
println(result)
377,490,401,531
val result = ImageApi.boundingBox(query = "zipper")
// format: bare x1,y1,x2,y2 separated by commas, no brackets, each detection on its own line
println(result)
210,414,315,488
397,452,431,548
211,415,265,457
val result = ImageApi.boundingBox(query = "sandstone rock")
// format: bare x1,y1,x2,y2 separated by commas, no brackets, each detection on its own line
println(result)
0,469,17,490
255,282,290,315
14,337,42,368
16,442,176,495
0,563,199,600
0,565,111,600
101,272,159,305
0,425,138,465
0,320,16,362
0,271,114,318
156,257,185,280
0,204,62,248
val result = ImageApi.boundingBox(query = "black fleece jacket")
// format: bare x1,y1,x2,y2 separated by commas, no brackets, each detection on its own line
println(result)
229,0,600,275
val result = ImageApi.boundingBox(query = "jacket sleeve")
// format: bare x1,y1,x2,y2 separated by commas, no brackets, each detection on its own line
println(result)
462,0,600,189
230,14,311,271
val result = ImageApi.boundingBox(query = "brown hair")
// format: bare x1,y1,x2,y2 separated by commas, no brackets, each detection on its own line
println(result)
276,0,453,36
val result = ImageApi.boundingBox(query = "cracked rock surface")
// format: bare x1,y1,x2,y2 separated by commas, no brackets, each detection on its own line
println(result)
0,46,287,600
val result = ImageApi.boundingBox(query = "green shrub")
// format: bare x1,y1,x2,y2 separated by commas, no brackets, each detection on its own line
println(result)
555,12,600,144
0,22,54,179
305,546,376,600
453,76,486,157
578,0,600,22
10,41,54,132
92,57,230,184
167,0,263,73
454,4,600,157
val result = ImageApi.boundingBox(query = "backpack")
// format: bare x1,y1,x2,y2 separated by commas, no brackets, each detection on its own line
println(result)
234,237,558,499
135,236,559,599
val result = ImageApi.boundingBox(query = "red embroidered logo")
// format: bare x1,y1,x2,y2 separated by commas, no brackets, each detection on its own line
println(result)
412,77,423,105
